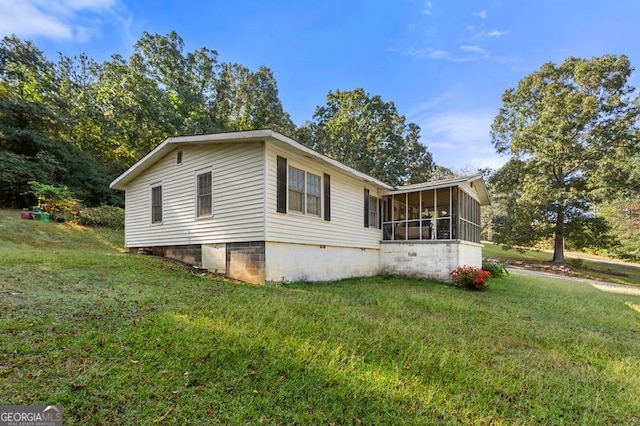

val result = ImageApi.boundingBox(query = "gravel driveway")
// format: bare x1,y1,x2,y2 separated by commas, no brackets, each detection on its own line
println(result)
508,267,640,297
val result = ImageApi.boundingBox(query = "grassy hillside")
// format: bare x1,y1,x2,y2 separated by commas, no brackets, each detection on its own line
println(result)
484,241,640,287
1,210,639,424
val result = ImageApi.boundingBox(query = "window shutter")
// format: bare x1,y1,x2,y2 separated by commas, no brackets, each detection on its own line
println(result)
277,156,287,213
323,173,331,221
364,188,370,227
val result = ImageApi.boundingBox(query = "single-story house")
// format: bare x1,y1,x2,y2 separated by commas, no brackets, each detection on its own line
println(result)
110,129,490,284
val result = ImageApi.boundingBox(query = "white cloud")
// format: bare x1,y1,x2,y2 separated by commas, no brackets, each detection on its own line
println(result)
474,10,488,19
64,0,115,9
460,45,485,53
487,30,507,37
422,1,433,15
0,1,71,39
418,110,493,146
0,0,128,42
409,106,502,169
429,50,450,59
468,154,508,170
473,30,508,39
407,47,451,60
405,45,511,63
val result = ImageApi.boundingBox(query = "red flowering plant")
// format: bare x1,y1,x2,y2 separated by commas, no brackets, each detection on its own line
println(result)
449,265,492,290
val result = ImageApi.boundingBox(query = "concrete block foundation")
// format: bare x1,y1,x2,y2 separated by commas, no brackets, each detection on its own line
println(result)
379,240,482,282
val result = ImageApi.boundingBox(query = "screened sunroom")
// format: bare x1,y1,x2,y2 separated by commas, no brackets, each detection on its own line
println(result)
381,176,490,244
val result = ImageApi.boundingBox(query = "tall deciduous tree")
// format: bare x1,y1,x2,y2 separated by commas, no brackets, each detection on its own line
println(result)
0,37,113,207
296,88,434,185
0,32,298,208
491,55,640,262
214,63,294,134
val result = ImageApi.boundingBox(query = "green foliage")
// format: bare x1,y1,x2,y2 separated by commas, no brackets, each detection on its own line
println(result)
0,98,115,208
74,205,125,229
449,265,492,290
215,63,295,135
296,88,434,185
0,151,46,207
1,32,295,208
491,55,640,262
482,260,509,278
566,258,585,269
597,195,640,261
27,180,79,217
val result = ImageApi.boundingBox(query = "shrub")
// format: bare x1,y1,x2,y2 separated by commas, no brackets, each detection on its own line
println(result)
74,205,125,230
27,180,80,219
566,258,585,269
482,260,509,278
450,265,492,291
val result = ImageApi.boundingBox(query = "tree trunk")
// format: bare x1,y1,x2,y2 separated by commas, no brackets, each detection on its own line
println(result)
552,205,565,263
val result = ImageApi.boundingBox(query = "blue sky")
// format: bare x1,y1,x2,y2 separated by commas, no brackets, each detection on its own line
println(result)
1,0,639,171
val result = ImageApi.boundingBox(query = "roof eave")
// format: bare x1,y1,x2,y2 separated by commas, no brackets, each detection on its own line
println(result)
384,175,492,206
109,129,394,191
109,136,173,190
266,132,393,190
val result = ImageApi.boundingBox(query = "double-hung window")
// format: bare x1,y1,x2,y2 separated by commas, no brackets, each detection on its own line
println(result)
151,185,162,224
197,171,212,217
277,156,330,221
288,165,321,217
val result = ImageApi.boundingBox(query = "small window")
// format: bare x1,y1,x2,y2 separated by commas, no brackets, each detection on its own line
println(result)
176,151,183,164
151,185,162,223
197,172,212,217
288,166,305,213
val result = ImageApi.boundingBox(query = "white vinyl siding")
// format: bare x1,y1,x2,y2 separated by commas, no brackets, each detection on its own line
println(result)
265,143,383,249
124,142,265,247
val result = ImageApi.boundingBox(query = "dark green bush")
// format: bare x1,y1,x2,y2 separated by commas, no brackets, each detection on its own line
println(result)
74,205,124,230
482,260,509,278
566,258,585,269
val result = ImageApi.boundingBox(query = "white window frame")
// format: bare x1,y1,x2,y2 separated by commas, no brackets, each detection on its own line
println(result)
196,170,213,219
151,184,163,224
288,166,306,214
369,195,379,229
306,172,321,217
288,165,322,218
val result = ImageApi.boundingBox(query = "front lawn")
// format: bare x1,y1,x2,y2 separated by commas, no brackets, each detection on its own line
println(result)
1,211,639,424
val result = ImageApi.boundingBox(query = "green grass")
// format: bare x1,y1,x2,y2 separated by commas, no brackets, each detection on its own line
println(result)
483,241,640,287
482,242,553,262
2,209,640,424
